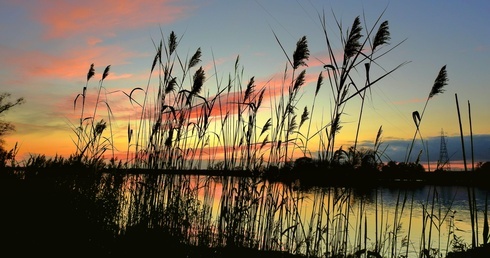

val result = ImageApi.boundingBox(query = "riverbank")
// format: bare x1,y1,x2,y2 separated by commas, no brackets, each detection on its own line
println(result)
5,166,490,188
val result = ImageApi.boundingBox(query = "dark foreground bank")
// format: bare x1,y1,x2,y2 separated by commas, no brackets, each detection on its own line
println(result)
1,168,489,257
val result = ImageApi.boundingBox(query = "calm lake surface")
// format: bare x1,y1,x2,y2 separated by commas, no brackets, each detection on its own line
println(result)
116,174,489,257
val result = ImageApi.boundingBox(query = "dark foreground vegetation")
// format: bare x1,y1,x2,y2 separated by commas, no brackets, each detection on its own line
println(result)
0,168,307,256
2,164,490,257
0,171,303,257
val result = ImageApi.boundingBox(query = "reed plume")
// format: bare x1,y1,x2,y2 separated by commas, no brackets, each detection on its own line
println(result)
373,20,390,51
168,31,177,56
299,106,309,129
314,9,407,165
429,65,448,98
293,70,306,91
293,36,310,69
87,63,95,81
151,41,161,73
188,47,202,70
165,77,177,93
102,65,111,81
191,66,205,95
344,16,363,58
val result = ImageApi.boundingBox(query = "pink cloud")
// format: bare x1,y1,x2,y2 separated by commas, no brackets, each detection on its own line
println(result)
18,0,198,39
4,44,139,81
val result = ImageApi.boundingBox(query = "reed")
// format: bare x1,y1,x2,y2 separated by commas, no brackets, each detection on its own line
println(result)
72,64,114,167
314,9,407,165
405,65,448,170
353,13,390,156
267,34,309,167
63,7,415,175
455,94,484,251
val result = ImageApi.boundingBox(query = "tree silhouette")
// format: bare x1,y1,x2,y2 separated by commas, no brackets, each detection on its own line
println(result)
0,92,25,166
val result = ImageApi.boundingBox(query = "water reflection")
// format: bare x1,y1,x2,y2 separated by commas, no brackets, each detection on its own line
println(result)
114,174,488,257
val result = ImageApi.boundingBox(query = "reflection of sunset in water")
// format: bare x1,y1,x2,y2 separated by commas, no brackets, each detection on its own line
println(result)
116,174,487,257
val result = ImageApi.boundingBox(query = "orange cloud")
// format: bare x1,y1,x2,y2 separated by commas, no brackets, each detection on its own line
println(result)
17,0,198,39
3,44,140,82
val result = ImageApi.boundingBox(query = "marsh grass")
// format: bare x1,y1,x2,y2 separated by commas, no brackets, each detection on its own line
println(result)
64,8,409,174
315,10,408,166
454,93,487,252
72,64,115,168
4,160,490,257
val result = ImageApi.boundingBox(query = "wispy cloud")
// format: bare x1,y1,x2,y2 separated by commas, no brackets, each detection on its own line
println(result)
2,44,140,84
1,0,198,87
16,0,197,39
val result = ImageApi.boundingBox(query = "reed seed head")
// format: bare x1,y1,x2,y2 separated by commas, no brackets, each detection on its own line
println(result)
315,72,323,96
293,70,306,91
375,125,383,147
94,119,107,138
87,63,95,81
188,47,202,70
293,36,309,69
412,111,421,128
299,106,309,129
151,49,159,73
244,77,255,101
429,65,448,99
191,67,205,95
331,116,342,135
373,20,390,51
345,16,363,58
102,65,111,81
256,88,265,110
169,31,177,56
235,55,240,71
166,77,177,94
288,115,298,134
127,123,132,143
260,118,271,137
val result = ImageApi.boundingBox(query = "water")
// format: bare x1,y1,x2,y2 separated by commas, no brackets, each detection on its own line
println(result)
115,174,489,257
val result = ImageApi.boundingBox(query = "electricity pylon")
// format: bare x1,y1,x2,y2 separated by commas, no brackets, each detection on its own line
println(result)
436,128,451,171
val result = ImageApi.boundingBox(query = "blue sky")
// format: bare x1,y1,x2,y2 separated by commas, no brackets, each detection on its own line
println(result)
1,0,489,169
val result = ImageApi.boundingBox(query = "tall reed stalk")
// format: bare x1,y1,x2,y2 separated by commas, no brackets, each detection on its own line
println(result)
73,64,113,166
406,65,448,170
267,34,309,167
315,9,407,164
353,14,391,156
468,100,475,171
455,93,481,250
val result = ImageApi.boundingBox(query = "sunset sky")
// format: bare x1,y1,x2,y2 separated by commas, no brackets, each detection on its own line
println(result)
1,0,489,169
